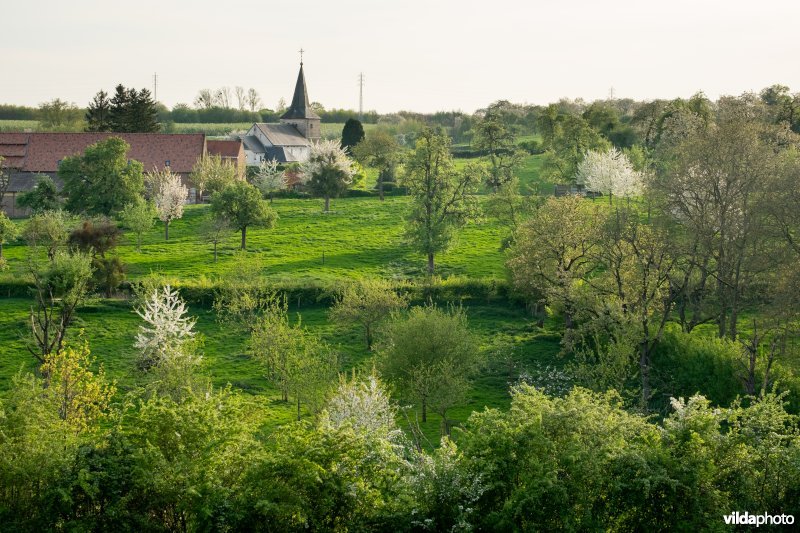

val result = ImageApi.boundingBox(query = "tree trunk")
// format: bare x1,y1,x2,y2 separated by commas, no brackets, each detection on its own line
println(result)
240,226,247,250
296,396,301,421
136,233,142,253
0,242,3,258
422,398,427,423
164,220,169,241
213,242,218,263
427,252,435,275
640,342,651,411
365,325,373,350
324,196,330,212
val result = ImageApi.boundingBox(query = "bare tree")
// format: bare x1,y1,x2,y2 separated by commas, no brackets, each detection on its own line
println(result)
234,86,246,111
215,87,232,108
247,88,262,112
194,89,214,109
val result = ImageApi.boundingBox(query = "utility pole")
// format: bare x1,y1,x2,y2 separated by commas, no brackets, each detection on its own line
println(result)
608,86,614,100
358,72,364,121
154,73,158,102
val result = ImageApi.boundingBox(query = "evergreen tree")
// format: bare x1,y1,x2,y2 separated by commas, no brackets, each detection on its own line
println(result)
108,84,132,132
129,88,160,133
85,90,112,132
341,118,365,153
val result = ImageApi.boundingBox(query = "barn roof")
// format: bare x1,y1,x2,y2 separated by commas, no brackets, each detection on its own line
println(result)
0,132,206,174
207,139,243,158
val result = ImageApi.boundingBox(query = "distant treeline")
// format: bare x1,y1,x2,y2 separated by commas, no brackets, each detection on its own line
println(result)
0,103,380,125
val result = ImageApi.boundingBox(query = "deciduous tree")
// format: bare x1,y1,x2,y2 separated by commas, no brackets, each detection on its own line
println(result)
152,169,187,240
329,278,408,350
120,198,156,252
300,140,355,212
402,128,481,274
59,137,144,216
380,304,478,433
210,181,276,250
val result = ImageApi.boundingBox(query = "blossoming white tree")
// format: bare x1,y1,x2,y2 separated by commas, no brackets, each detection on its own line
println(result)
575,148,643,203
323,372,402,443
253,158,286,202
134,284,197,370
299,139,355,211
153,170,187,240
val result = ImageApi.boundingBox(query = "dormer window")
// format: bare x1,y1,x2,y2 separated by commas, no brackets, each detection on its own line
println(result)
165,160,171,167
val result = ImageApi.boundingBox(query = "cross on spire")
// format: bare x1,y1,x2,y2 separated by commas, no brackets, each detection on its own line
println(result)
299,48,304,65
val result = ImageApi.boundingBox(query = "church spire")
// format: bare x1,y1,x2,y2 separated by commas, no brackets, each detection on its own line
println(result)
281,57,320,120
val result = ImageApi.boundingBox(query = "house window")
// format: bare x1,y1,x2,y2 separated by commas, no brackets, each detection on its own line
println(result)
165,160,171,167
57,160,62,167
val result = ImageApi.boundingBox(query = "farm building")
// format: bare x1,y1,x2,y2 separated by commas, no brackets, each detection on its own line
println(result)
0,133,248,216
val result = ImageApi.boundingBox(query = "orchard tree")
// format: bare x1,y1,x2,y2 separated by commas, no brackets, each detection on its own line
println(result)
211,181,276,250
0,211,16,259
22,209,72,260
199,214,230,262
28,251,93,362
323,371,402,443
120,198,156,251
353,129,401,201
59,137,144,216
341,118,365,153
252,158,286,202
402,128,481,274
473,111,526,191
191,154,237,199
153,169,187,240
249,297,337,419
300,139,355,212
16,175,61,213
575,148,644,203
380,304,479,433
329,278,408,350
538,112,611,184
134,284,198,370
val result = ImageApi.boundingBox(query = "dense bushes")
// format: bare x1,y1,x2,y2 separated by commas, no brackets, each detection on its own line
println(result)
2,381,798,531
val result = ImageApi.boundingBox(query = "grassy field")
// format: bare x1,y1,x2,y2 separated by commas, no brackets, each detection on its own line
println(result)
0,194,567,441
1,197,511,284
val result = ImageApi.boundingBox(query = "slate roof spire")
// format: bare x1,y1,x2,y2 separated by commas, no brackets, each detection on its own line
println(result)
281,60,320,120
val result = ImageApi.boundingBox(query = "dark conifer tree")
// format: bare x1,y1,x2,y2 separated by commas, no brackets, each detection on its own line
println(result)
129,88,160,133
341,118,365,153
85,90,112,132
108,84,132,132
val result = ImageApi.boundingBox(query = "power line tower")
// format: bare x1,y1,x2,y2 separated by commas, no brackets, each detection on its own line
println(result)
153,73,159,102
358,72,364,120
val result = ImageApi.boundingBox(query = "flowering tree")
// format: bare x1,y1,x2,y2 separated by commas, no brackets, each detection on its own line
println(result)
575,148,643,203
134,284,197,370
300,139,355,211
323,372,403,443
253,158,286,202
153,170,187,240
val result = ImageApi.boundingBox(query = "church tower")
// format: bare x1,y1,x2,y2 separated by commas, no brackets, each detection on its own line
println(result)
280,59,321,142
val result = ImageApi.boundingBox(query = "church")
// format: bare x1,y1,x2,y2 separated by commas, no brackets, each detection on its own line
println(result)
241,61,320,165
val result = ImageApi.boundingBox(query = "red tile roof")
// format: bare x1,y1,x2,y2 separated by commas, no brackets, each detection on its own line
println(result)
207,139,243,158
0,132,206,174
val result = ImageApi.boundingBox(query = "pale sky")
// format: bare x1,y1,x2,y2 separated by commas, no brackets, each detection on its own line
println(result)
2,0,798,113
